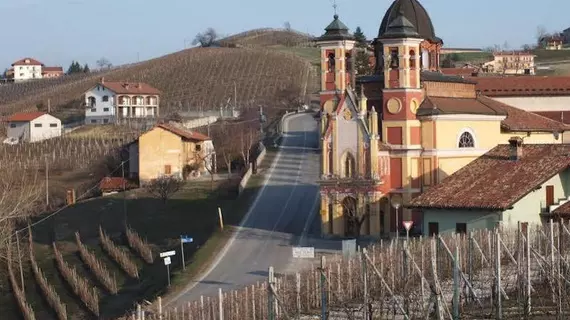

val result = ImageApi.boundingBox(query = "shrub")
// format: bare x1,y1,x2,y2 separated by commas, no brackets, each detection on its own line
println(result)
126,226,154,264
99,226,139,279
53,242,100,316
75,232,119,294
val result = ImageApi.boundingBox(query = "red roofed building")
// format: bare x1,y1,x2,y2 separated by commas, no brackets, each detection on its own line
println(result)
99,177,137,195
10,58,64,82
5,112,61,143
540,35,564,50
84,78,161,125
128,123,215,182
482,51,536,75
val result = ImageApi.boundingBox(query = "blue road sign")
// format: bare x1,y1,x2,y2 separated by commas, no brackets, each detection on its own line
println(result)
181,236,194,243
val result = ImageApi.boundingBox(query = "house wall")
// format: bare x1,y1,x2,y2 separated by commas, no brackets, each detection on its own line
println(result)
29,115,61,142
492,96,570,113
13,64,42,81
7,122,30,141
423,209,500,234
85,85,116,124
138,127,183,182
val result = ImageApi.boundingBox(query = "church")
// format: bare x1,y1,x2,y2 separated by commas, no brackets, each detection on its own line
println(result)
316,0,568,238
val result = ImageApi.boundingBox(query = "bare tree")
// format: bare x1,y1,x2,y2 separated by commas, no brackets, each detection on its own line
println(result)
336,196,369,241
96,58,112,70
144,176,184,203
537,25,548,45
238,124,260,165
192,28,219,47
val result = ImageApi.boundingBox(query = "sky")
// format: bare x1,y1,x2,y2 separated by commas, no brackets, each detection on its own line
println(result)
0,0,568,69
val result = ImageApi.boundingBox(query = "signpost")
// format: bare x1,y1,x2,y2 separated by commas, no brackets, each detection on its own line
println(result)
292,247,315,259
403,221,413,242
160,250,176,287
180,235,193,270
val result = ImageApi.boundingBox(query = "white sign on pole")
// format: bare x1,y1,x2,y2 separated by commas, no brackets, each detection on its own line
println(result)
403,221,413,231
163,257,171,265
292,247,315,259
160,250,176,258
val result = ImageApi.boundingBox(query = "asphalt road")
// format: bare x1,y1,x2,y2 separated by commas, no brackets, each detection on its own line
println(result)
169,112,323,305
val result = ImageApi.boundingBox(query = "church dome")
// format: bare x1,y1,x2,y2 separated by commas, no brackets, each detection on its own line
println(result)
377,0,441,43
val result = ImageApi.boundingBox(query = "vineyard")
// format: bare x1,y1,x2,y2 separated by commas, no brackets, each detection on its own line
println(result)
134,222,570,320
219,28,315,48
0,46,315,123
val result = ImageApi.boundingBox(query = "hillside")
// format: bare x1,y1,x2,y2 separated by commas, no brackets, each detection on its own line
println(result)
220,28,314,47
0,47,314,123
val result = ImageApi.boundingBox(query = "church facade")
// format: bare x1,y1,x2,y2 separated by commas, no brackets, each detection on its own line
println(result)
316,0,568,238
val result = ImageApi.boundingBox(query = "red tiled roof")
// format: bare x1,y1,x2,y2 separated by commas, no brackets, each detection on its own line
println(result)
552,201,570,216
533,111,570,125
99,177,136,192
440,68,478,77
6,112,47,122
157,123,211,141
470,76,570,97
100,80,161,95
42,66,63,73
12,58,43,66
409,143,570,210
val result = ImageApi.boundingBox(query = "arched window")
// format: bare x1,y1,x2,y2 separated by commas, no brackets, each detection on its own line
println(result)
343,152,356,178
102,95,109,102
409,50,416,69
390,48,399,69
458,131,475,148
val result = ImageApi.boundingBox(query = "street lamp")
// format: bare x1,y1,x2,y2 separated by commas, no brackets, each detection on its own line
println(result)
391,197,402,241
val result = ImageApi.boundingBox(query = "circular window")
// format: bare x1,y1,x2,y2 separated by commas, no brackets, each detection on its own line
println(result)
410,99,419,114
386,98,402,114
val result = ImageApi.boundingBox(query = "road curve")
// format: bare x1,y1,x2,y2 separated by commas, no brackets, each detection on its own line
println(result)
169,112,321,305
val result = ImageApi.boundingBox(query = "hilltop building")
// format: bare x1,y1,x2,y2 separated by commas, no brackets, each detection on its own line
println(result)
5,112,61,143
8,58,64,82
316,0,567,238
482,51,536,75
84,78,161,125
540,35,564,50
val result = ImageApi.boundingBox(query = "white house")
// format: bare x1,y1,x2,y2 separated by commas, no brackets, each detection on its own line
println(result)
482,51,536,75
84,78,161,125
11,58,43,82
5,112,62,143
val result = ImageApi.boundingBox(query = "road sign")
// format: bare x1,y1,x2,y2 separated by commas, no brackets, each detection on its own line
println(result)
342,239,357,258
181,236,194,243
292,247,315,259
163,256,171,265
403,221,413,231
160,250,176,258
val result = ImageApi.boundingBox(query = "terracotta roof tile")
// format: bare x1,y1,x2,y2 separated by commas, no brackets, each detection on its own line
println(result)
100,80,161,95
99,177,136,192
409,143,570,210
42,66,63,73
552,201,570,216
440,68,478,77
470,76,570,97
533,111,570,125
6,112,47,122
12,58,43,66
157,124,211,141
418,95,568,132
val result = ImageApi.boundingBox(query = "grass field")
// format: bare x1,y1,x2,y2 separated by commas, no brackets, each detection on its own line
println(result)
0,146,277,320
533,49,570,62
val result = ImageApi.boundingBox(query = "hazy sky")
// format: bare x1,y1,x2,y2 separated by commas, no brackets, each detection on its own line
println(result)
0,0,567,69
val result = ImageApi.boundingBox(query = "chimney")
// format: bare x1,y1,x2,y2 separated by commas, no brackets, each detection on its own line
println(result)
508,136,523,160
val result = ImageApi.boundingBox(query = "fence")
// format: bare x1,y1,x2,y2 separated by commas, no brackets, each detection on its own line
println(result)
130,221,570,319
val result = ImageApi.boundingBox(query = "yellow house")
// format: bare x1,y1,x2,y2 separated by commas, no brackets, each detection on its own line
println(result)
316,0,568,239
129,124,215,182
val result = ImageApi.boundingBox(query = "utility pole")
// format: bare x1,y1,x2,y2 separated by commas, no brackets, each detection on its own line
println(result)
122,161,127,227
45,155,49,208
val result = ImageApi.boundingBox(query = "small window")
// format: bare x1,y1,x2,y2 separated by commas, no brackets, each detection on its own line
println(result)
91,108,96,112
409,50,416,68
90,119,97,124
103,108,109,112
195,144,202,151
49,123,57,127
103,119,109,124
34,123,42,128
456,223,467,234
428,222,439,236
164,165,172,174
102,95,109,102
390,48,399,69
458,131,475,148
10,123,16,128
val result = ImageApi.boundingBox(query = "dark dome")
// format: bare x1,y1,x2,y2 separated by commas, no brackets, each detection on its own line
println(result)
378,0,441,43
